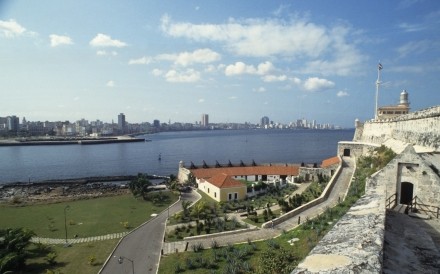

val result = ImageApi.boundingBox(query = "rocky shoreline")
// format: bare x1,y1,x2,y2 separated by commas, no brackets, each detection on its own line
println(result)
0,175,168,204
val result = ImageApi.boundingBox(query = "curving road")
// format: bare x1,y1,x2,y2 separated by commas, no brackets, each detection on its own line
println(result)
99,190,199,274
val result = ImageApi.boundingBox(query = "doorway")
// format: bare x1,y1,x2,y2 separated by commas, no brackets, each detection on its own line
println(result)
400,182,414,205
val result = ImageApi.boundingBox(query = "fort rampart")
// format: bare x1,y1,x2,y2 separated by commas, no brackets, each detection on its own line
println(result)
354,106,440,151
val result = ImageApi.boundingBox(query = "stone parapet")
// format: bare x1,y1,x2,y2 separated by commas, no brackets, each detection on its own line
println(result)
292,163,386,273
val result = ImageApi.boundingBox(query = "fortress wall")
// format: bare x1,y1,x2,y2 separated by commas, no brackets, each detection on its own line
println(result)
355,106,440,150
292,169,386,273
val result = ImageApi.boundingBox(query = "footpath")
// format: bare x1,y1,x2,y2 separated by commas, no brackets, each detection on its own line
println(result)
162,157,355,254
32,232,129,245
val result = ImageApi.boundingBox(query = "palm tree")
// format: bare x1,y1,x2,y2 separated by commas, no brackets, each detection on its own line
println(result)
181,200,192,219
129,173,152,200
0,228,35,273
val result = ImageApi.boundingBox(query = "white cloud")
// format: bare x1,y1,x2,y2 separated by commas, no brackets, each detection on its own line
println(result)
106,80,115,87
161,15,330,58
205,65,217,72
337,90,349,97
225,62,256,76
0,19,26,37
303,77,334,92
228,96,237,100
398,22,425,32
152,69,163,76
97,50,118,56
291,77,302,85
129,56,152,65
254,87,266,93
49,34,73,47
397,40,432,58
263,74,287,82
161,15,366,76
90,33,127,48
198,98,205,103
157,48,220,66
225,61,274,76
164,69,200,83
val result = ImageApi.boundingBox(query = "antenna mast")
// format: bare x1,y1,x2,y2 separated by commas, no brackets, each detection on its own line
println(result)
375,62,383,120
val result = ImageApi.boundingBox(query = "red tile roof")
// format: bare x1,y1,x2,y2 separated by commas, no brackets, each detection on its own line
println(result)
321,156,340,168
191,165,299,180
204,173,244,188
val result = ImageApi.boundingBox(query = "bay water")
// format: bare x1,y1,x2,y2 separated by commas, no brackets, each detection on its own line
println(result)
0,129,354,184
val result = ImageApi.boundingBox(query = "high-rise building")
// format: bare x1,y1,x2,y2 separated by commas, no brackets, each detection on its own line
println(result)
260,116,270,127
153,119,160,128
118,113,126,134
201,114,209,127
7,116,19,132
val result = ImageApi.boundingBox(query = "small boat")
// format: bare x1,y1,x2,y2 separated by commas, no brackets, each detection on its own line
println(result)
158,153,162,161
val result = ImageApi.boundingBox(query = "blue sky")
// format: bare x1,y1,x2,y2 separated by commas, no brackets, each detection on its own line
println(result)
1,0,439,127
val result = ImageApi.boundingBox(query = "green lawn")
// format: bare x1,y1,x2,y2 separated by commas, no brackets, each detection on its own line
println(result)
26,239,120,274
0,192,179,238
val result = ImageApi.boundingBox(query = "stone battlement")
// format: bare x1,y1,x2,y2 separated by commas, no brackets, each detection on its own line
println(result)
354,105,440,151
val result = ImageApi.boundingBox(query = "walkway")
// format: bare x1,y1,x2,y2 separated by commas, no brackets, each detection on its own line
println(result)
162,157,355,254
32,232,129,245
99,190,200,274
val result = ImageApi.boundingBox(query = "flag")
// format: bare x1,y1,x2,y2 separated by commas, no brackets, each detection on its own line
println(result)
378,63,383,70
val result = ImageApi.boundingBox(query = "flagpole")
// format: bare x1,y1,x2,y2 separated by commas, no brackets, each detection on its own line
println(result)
375,63,382,120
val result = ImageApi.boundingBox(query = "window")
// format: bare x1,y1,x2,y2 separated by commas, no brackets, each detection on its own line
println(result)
214,192,217,198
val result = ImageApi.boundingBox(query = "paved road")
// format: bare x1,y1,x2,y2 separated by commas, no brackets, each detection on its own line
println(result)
99,190,200,274
162,157,355,254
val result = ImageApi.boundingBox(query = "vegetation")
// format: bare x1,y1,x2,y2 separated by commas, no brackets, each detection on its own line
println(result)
0,228,35,273
159,147,398,273
0,193,178,238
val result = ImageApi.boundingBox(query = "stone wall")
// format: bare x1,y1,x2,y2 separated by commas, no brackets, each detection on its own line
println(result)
292,156,389,273
292,184,386,273
354,106,440,151
292,145,440,273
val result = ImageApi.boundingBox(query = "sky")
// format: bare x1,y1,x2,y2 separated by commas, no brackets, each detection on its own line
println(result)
1,0,439,128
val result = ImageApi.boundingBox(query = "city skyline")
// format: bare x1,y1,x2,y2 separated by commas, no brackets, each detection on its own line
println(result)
1,1,440,128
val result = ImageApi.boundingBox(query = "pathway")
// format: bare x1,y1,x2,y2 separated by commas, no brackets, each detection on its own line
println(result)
32,232,129,245
99,190,200,274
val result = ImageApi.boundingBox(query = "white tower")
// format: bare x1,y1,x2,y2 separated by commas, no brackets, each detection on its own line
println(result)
375,63,383,120
399,89,409,107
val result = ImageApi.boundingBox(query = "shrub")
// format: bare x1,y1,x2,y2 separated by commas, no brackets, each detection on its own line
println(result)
45,252,57,265
88,254,96,265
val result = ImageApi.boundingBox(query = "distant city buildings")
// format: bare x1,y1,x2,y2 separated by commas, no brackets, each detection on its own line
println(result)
0,112,342,138
260,116,337,130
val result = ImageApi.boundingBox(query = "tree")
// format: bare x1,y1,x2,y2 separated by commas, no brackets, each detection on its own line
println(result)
129,173,152,200
0,228,35,273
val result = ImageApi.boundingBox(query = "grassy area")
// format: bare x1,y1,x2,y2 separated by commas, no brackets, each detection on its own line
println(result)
25,238,120,274
0,191,179,238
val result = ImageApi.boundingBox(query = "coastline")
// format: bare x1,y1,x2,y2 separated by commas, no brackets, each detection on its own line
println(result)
0,174,168,204
0,136,148,146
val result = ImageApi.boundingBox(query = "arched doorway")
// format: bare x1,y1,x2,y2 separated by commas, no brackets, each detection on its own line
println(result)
343,148,350,157
400,182,414,205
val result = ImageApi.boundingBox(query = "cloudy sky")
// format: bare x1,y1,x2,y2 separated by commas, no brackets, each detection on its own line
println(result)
1,0,439,127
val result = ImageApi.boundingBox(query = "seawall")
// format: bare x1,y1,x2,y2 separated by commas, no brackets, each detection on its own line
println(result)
0,137,146,146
